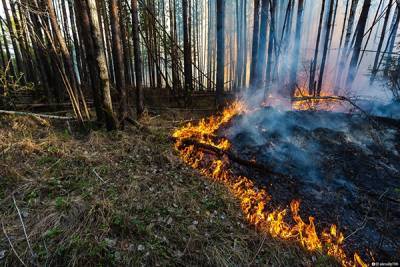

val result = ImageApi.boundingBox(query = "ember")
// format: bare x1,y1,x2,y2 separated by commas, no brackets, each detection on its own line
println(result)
174,100,399,267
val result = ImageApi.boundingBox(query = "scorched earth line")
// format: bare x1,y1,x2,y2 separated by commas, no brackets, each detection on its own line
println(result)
172,101,367,267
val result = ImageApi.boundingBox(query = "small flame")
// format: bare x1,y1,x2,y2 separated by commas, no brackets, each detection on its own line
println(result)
173,100,367,267
292,87,344,111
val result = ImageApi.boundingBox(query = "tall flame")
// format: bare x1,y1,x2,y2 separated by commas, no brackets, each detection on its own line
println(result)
173,101,367,267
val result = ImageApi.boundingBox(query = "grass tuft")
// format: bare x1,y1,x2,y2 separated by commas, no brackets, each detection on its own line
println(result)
0,114,338,266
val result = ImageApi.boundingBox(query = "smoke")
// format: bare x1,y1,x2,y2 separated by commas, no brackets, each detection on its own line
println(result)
227,0,400,107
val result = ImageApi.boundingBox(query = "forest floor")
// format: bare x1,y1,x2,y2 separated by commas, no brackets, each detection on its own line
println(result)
0,112,338,266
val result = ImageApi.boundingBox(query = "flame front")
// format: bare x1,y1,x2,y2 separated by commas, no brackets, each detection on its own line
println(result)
173,101,367,267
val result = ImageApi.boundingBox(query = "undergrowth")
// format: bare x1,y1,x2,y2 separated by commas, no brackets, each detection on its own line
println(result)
0,114,338,266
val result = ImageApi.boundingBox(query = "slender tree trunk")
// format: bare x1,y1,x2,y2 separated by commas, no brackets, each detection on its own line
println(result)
216,0,225,107
87,0,118,129
241,0,247,88
250,0,260,88
45,0,79,97
328,0,339,50
74,0,105,122
289,0,305,97
346,0,371,89
110,0,128,125
131,0,144,117
27,4,52,101
316,0,335,96
338,0,350,50
1,0,24,78
0,18,15,77
266,0,276,86
0,28,5,69
256,0,269,88
371,0,393,82
334,0,359,93
384,3,400,73
182,0,193,102
309,0,325,95
169,0,180,94
357,0,384,68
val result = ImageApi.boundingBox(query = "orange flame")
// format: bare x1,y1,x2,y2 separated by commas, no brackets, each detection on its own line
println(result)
292,87,345,111
173,101,367,267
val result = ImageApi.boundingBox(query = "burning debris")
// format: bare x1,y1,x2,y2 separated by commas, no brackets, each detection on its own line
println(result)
173,99,400,267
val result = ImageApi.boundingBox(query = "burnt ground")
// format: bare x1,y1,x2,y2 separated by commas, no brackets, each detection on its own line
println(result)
220,108,400,262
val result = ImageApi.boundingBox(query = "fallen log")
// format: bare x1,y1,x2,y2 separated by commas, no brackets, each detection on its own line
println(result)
173,137,400,204
0,110,76,120
173,137,288,178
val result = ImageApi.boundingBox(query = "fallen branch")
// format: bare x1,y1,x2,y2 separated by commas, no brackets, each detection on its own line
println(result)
126,117,150,133
292,95,381,128
174,137,286,178
12,196,36,264
92,168,106,183
0,110,75,120
1,221,26,266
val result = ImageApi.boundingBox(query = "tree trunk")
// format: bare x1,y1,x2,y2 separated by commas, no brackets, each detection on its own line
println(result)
266,0,276,87
74,0,105,122
346,0,371,89
216,0,225,108
384,4,400,73
250,0,260,88
334,0,359,93
86,0,118,130
182,0,193,102
256,0,269,88
289,0,305,97
1,0,24,79
131,0,145,117
110,0,128,125
370,0,393,82
317,0,335,96
309,0,325,95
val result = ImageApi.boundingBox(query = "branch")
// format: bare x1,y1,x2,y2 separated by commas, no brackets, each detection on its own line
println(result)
292,95,380,127
1,221,26,266
174,137,286,178
0,110,75,120
12,196,36,264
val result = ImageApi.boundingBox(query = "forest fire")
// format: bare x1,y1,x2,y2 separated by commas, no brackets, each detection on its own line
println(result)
292,88,345,111
173,101,368,267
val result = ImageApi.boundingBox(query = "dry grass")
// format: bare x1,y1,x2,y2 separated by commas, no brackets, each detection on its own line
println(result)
0,113,337,266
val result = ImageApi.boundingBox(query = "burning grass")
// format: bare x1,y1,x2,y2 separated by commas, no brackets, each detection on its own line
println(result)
173,102,370,267
0,114,339,266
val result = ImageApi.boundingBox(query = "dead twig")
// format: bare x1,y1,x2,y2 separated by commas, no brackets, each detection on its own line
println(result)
1,221,27,267
248,234,267,266
12,195,37,265
92,168,106,183
344,189,389,241
126,117,151,133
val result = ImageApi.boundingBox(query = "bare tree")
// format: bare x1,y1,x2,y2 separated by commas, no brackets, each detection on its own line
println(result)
87,0,118,130
346,0,371,89
110,0,128,125
216,0,225,107
131,0,144,117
